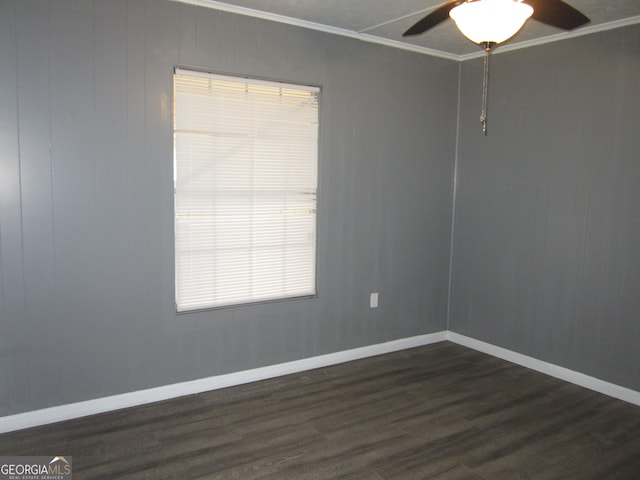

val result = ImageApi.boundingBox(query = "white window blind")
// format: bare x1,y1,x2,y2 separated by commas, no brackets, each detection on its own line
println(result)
173,68,319,312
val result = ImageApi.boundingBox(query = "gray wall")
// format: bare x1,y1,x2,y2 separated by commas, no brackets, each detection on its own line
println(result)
0,0,457,416
3,0,638,419
451,25,640,391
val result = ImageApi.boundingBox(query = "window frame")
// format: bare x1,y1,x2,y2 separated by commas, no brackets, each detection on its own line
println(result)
173,67,321,313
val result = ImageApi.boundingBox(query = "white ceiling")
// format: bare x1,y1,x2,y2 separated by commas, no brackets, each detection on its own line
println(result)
176,0,640,60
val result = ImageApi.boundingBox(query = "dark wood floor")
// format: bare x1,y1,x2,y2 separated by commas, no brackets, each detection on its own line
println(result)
1,342,639,479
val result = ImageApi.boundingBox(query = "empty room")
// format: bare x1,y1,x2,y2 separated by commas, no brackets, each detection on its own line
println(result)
0,0,639,478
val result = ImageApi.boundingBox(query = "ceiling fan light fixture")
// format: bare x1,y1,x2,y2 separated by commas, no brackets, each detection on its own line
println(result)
449,0,534,45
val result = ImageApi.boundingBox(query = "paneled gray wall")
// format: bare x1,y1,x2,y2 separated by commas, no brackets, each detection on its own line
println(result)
0,0,457,415
451,25,640,391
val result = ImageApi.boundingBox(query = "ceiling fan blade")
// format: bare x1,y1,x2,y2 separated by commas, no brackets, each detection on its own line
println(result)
525,0,590,30
403,0,461,37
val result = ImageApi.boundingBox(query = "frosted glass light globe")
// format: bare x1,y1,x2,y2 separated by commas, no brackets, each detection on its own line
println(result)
449,0,534,45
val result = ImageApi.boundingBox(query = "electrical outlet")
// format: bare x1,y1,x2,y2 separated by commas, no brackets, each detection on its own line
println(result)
370,292,379,308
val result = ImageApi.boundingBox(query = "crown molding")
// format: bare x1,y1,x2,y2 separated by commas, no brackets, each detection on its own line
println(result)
172,0,460,61
459,15,640,61
173,1,640,62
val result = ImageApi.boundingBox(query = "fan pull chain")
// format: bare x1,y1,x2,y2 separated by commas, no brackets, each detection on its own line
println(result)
480,47,491,136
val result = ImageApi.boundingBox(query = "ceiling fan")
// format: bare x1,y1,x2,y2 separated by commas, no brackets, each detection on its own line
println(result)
403,0,590,135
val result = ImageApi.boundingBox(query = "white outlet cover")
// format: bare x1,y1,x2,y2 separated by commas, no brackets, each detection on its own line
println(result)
370,293,378,308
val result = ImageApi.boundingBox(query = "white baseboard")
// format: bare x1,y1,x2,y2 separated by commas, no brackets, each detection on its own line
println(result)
446,331,640,407
3,330,638,434
0,331,447,434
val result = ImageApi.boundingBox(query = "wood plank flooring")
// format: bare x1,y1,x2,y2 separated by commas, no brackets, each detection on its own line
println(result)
1,342,639,479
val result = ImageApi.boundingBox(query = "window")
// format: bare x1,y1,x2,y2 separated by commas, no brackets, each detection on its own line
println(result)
173,68,319,312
